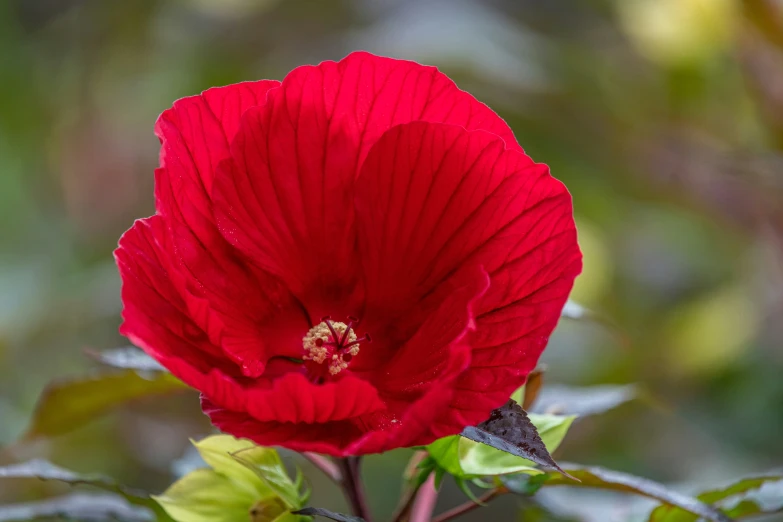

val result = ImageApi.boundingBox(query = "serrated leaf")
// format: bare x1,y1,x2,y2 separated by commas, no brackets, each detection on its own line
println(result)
24,370,190,439
534,464,733,522
531,384,636,416
0,493,154,522
461,400,575,479
292,507,365,521
648,473,783,521
88,347,166,372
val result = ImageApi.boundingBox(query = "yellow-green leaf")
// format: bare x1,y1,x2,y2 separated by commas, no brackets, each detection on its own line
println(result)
153,468,258,522
25,370,190,439
231,445,302,508
192,435,269,498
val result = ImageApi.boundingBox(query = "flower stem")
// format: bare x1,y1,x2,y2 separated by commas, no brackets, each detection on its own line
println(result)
337,457,373,521
390,451,428,522
409,475,438,522
431,487,506,522
303,452,343,482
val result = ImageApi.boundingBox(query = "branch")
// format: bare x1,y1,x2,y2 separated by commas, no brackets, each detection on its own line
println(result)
337,457,373,522
431,488,506,522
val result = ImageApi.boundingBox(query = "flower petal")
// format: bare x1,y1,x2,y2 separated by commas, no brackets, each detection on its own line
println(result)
355,121,581,428
199,404,363,456
202,265,490,456
115,216,229,375
155,80,280,212
152,80,309,376
213,51,520,315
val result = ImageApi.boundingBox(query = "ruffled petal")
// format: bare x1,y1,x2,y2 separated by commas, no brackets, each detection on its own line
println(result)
201,265,489,456
355,121,581,426
213,51,520,316
200,402,364,456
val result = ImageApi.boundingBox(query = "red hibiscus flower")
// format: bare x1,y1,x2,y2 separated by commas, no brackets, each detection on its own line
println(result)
115,52,581,456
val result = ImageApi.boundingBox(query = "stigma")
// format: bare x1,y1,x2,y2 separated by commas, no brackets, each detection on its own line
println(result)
302,316,370,376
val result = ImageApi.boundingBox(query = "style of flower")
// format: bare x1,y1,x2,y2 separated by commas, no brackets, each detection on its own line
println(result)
115,51,582,456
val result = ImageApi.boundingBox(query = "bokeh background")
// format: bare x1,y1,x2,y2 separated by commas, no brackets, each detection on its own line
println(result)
1,0,782,520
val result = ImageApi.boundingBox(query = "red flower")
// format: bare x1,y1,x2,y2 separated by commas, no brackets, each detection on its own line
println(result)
115,52,581,455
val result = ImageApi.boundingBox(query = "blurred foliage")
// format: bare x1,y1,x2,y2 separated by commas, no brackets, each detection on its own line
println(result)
1,0,783,520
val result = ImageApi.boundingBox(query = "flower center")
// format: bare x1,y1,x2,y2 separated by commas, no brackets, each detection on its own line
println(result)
302,316,371,376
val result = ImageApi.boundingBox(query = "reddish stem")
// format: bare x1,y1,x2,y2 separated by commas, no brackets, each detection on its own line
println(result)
431,488,506,522
409,475,438,522
337,457,373,521
302,452,342,483
390,451,429,522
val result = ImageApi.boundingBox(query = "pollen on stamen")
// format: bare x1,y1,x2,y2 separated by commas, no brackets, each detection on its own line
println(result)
302,318,368,376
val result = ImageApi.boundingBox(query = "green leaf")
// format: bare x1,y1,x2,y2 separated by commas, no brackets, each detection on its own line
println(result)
87,347,166,372
24,370,190,439
454,477,485,505
0,493,154,522
425,403,575,479
0,459,154,507
424,437,463,477
531,464,732,522
156,436,306,522
191,435,268,498
531,384,636,416
459,413,576,476
0,459,171,520
648,473,783,521
231,445,304,508
153,469,259,522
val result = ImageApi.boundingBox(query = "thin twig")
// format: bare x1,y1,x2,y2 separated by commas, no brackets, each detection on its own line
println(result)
409,475,438,522
337,457,373,521
431,488,506,522
302,452,343,482
391,451,428,522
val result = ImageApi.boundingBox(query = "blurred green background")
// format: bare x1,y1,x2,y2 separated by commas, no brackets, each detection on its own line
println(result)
1,0,782,520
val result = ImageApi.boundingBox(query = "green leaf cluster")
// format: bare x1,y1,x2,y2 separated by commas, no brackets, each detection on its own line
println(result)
154,435,310,522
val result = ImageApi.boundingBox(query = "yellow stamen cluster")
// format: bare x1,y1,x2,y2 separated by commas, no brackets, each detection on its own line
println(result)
302,321,361,375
